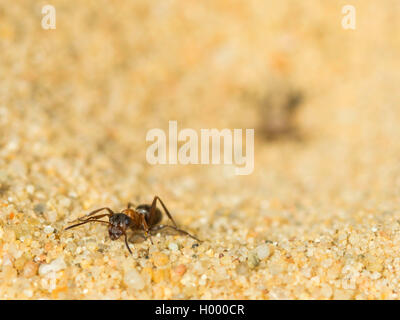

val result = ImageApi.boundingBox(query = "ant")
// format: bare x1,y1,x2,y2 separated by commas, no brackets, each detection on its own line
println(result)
64,196,201,255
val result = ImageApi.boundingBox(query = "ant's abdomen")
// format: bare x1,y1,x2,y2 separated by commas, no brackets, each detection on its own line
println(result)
136,204,162,227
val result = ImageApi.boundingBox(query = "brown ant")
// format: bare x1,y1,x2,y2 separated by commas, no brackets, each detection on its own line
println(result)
64,196,201,255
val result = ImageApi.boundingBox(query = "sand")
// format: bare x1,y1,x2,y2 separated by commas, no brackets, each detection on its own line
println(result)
1,0,400,299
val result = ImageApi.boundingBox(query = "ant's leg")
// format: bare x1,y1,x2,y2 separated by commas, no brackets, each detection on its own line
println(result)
145,230,154,245
64,219,110,231
140,233,154,244
149,196,201,240
124,233,133,255
150,224,201,242
150,196,178,228
140,215,154,245
75,207,114,222
79,213,111,222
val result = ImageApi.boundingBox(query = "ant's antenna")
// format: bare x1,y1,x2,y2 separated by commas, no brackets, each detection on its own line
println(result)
64,219,110,231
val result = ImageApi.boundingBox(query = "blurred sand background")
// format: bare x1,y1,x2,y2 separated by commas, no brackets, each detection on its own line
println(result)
1,0,400,299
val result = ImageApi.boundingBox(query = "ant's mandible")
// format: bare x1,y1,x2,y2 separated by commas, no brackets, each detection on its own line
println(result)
64,196,201,254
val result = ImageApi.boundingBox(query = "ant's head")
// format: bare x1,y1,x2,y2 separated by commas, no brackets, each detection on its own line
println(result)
108,213,131,240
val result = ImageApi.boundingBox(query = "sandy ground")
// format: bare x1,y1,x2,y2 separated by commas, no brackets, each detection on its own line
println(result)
1,1,400,299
